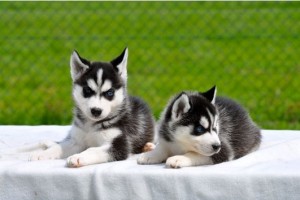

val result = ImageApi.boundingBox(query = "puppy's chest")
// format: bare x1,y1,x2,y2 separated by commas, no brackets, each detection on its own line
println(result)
74,126,122,147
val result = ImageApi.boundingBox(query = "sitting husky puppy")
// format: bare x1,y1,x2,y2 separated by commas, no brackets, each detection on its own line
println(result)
138,86,261,168
3,48,154,167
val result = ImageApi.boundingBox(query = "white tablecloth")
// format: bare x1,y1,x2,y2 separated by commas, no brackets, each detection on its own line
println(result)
0,126,300,200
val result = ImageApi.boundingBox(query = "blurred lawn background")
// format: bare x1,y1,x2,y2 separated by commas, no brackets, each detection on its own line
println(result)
0,2,299,129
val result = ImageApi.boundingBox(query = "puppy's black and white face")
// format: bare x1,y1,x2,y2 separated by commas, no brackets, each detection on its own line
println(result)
169,87,221,156
70,48,128,121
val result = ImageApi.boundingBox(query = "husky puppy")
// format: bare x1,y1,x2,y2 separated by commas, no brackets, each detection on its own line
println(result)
2,48,155,167
138,86,261,168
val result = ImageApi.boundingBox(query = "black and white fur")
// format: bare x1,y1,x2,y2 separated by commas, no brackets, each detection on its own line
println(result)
138,86,261,168
1,48,155,167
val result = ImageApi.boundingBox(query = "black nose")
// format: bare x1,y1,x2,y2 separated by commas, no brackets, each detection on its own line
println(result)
91,108,102,117
212,144,221,151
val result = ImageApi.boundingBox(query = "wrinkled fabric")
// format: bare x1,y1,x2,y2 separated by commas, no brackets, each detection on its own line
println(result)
0,126,300,200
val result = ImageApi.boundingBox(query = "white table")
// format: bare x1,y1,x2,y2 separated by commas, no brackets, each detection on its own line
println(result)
1,126,300,200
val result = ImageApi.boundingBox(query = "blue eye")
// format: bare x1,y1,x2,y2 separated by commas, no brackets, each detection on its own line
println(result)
107,89,114,97
104,89,115,99
195,125,205,134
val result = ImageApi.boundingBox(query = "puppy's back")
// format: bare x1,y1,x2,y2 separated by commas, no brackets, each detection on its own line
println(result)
216,97,261,159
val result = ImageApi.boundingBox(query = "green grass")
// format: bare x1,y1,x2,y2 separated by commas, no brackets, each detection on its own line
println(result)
0,2,299,129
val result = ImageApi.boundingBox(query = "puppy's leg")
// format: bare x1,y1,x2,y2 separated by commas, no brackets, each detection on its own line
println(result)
29,138,85,161
66,134,130,167
66,145,112,168
166,152,213,168
29,125,89,161
137,142,169,165
0,141,58,160
0,140,56,154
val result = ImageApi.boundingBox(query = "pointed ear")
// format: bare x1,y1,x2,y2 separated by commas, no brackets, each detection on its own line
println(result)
171,93,191,121
70,50,90,81
111,47,128,82
202,86,217,104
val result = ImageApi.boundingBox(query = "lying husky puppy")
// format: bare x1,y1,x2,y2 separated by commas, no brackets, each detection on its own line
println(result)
2,48,155,167
138,86,261,168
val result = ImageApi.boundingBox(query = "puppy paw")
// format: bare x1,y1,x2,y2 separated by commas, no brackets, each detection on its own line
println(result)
142,142,156,152
166,155,191,169
29,152,59,161
66,154,87,168
137,153,163,165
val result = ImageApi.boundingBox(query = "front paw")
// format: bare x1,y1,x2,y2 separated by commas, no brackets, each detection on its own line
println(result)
66,154,87,168
137,152,164,165
166,155,191,169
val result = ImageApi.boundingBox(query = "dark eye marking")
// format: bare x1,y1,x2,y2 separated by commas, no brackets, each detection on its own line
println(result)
103,88,115,100
83,86,95,98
